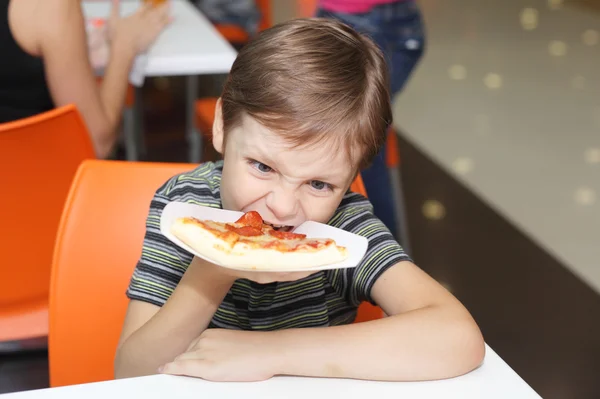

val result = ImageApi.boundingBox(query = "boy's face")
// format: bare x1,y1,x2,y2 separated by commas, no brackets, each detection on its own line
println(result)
213,112,356,230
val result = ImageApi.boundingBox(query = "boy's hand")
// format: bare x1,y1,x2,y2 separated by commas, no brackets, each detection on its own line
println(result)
159,329,280,381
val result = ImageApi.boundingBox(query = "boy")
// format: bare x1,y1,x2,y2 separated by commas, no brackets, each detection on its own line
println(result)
114,18,484,382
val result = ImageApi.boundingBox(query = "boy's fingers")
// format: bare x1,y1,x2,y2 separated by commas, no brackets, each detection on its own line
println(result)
186,336,202,351
160,359,209,377
173,351,205,362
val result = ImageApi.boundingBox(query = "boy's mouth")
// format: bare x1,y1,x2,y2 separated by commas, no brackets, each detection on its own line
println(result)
265,222,294,232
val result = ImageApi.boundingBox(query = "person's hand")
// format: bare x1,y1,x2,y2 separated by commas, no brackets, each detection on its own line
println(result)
108,0,171,55
159,329,280,381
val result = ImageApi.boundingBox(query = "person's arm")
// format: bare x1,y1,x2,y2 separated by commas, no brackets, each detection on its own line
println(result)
273,261,484,381
36,0,168,158
115,255,320,378
36,0,133,158
162,260,485,381
114,257,235,379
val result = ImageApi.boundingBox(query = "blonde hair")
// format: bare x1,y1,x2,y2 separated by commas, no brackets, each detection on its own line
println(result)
221,18,392,169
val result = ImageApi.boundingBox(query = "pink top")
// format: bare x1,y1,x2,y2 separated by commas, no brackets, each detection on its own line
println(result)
319,0,404,14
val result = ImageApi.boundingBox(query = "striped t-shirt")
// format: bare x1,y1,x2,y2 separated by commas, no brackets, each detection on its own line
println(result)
127,161,411,330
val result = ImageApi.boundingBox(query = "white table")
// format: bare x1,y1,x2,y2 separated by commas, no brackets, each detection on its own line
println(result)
82,0,237,162
1,345,540,399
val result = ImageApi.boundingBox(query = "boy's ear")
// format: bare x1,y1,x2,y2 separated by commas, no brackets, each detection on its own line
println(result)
212,98,224,154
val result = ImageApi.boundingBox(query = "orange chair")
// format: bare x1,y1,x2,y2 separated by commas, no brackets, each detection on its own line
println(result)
49,160,195,386
212,0,272,45
49,161,381,386
0,105,95,348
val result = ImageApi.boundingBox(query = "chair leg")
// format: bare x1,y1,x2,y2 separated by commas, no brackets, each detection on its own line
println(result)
134,87,146,156
389,164,411,255
123,107,138,161
0,336,47,354
186,75,202,163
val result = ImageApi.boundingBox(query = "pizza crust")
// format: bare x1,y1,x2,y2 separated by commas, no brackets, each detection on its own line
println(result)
170,217,348,270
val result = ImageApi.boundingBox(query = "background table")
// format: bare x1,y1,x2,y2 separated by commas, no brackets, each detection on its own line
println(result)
82,0,237,162
1,345,540,399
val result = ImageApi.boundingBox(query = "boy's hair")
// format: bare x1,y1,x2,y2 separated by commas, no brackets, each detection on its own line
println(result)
220,18,392,170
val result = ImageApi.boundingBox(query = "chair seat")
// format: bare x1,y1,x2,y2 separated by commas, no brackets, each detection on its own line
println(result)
354,301,384,323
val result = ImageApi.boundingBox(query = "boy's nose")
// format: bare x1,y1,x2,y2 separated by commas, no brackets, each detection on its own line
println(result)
265,189,298,221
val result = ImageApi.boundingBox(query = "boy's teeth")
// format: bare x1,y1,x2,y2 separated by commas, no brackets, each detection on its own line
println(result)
269,223,293,232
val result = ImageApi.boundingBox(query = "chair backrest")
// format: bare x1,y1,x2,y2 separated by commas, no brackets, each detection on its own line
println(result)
49,161,379,387
0,105,94,321
350,173,367,196
49,160,195,386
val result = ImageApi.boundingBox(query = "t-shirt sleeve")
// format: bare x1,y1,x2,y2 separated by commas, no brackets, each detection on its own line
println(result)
331,193,412,306
126,180,194,307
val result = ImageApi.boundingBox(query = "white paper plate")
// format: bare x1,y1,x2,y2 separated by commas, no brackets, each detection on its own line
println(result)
160,202,368,272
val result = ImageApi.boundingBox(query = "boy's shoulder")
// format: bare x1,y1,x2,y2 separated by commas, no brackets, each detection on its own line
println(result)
155,161,223,206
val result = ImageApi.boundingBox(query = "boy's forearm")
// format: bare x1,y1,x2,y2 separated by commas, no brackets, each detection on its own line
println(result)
115,258,235,378
272,304,485,381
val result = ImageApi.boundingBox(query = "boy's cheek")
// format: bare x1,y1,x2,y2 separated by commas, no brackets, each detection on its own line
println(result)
302,196,344,224
222,171,267,210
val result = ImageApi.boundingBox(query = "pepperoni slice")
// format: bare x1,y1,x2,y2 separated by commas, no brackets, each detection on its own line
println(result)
225,224,263,237
235,211,264,228
268,229,306,240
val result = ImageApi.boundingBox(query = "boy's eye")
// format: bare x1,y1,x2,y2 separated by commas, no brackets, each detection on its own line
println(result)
250,160,273,173
309,180,332,191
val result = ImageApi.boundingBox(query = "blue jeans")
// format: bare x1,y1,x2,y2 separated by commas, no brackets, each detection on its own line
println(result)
316,1,425,238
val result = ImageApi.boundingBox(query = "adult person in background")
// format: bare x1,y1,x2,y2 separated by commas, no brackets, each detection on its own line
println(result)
0,0,170,158
316,0,426,242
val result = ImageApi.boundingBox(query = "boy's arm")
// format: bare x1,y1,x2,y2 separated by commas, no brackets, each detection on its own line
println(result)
274,260,485,381
162,260,485,381
115,257,318,378
114,257,235,379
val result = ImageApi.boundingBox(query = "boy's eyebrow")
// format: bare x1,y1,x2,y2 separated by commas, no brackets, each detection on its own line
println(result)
241,144,277,165
311,174,346,185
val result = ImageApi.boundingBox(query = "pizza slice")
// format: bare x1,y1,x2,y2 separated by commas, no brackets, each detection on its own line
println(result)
170,211,348,269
